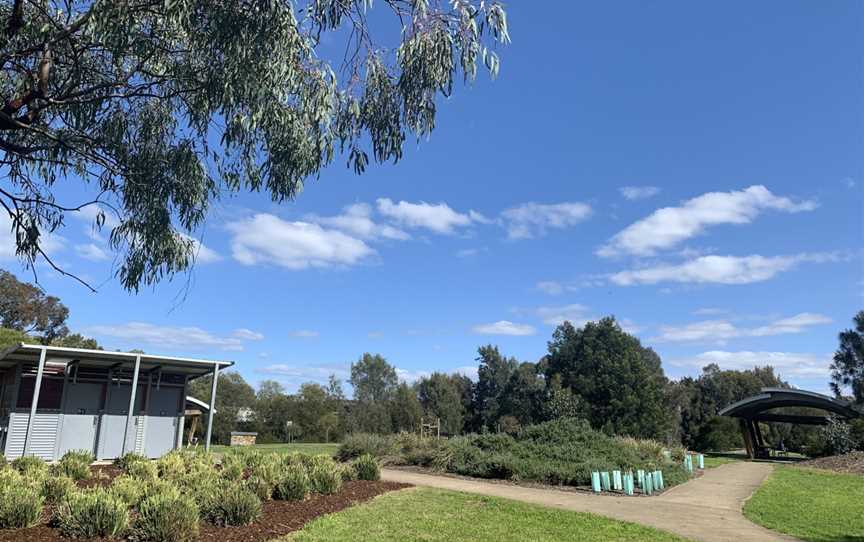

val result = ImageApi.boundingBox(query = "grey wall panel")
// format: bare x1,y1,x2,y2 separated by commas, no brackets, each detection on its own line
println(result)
57,382,103,457
144,387,183,458
5,412,59,460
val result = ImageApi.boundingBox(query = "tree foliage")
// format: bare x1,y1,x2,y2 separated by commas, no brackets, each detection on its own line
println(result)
830,310,864,404
350,352,397,403
544,317,670,439
0,268,68,341
472,344,517,431
416,372,465,435
0,0,509,291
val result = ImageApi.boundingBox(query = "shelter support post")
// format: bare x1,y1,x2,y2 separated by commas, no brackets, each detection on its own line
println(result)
122,354,141,455
205,362,219,451
22,347,47,456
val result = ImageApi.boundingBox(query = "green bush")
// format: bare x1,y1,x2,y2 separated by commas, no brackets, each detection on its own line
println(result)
109,475,148,507
41,475,76,504
55,449,94,481
308,456,342,495
114,451,149,472
156,451,187,480
0,482,43,529
245,474,275,501
337,433,396,461
339,462,359,482
127,458,159,480
273,463,309,501
220,451,246,481
134,492,200,542
56,488,129,538
353,454,380,481
11,455,48,479
206,485,262,527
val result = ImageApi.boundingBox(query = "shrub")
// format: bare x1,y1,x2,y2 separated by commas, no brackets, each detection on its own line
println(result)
220,451,246,481
273,463,309,501
337,433,395,461
41,475,76,504
339,462,359,482
245,474,275,501
308,456,342,495
56,488,129,538
0,482,43,529
12,455,48,479
114,452,149,472
206,485,261,527
156,451,187,480
135,492,200,542
353,454,380,481
127,458,159,480
109,475,148,507
55,449,94,480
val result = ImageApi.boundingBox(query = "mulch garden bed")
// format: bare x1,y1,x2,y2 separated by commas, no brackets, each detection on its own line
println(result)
0,480,411,542
799,451,864,475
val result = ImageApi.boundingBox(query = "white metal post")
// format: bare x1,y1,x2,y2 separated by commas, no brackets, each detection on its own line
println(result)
122,354,141,455
205,362,219,451
22,347,47,456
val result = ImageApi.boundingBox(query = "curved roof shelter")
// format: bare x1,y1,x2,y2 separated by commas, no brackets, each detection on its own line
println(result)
720,387,862,458
719,387,861,424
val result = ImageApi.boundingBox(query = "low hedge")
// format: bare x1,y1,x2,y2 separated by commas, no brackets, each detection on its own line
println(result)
135,491,200,542
56,488,129,538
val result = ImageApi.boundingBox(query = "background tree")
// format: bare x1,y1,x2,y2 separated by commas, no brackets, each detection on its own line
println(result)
0,269,68,342
473,345,517,431
350,353,397,403
544,317,670,439
52,333,100,349
416,372,465,435
499,362,545,426
830,311,864,404
319,411,340,443
390,382,423,433
187,370,257,444
0,0,509,291
0,326,32,349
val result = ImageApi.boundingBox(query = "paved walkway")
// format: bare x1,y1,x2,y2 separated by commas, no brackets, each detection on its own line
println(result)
382,462,798,542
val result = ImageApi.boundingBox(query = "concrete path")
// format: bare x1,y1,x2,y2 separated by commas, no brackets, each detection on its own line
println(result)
382,462,798,542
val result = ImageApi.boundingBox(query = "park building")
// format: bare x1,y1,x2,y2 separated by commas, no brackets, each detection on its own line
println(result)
0,343,232,461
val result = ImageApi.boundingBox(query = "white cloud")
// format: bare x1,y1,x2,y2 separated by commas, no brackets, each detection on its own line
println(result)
227,213,374,270
619,186,661,200
500,202,592,240
536,281,565,295
75,243,110,262
86,322,246,351
534,304,591,326
233,328,264,341
654,312,832,343
471,320,536,336
454,366,479,381
671,350,832,378
456,247,486,258
376,198,473,235
693,307,730,316
309,203,409,241
609,252,842,286
255,363,350,388
72,204,120,229
289,330,320,338
395,368,431,384
598,185,817,257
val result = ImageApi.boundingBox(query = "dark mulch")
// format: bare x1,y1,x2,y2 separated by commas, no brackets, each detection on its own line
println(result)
0,480,409,542
799,451,864,475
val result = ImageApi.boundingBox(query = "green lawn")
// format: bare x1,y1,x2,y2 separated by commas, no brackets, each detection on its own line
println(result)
285,488,686,542
211,442,339,456
744,466,864,542
702,454,743,469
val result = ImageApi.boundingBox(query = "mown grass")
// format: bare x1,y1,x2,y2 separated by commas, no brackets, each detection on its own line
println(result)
285,488,687,542
211,443,339,456
743,466,864,542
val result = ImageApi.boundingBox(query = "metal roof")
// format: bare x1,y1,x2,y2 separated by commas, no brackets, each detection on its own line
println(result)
0,343,233,378
719,387,862,420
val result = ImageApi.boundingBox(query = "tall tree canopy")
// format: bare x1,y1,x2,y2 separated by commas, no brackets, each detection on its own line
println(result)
831,310,864,404
350,352,397,403
544,317,670,439
0,0,509,291
473,344,517,430
0,268,68,341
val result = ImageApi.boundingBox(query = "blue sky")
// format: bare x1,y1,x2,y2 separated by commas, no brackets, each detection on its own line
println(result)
2,1,862,395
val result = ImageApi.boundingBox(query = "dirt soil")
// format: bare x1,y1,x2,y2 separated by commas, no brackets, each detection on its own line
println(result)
0,480,410,542
799,451,864,475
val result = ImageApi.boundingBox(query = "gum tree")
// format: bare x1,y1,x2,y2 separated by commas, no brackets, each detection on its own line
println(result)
0,0,510,290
